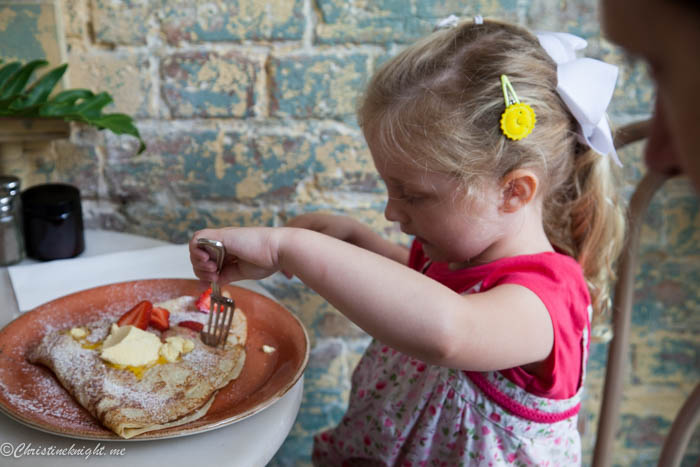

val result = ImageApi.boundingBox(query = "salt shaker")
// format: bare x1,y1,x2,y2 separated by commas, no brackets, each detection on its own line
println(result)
0,195,24,265
0,176,22,222
0,176,20,198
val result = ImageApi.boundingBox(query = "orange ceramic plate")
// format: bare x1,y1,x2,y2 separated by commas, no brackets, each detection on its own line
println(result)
0,279,309,440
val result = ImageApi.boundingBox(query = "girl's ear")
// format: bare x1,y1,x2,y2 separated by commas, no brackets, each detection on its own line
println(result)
500,169,539,213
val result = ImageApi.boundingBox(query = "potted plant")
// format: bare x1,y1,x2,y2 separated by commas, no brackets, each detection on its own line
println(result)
0,59,145,153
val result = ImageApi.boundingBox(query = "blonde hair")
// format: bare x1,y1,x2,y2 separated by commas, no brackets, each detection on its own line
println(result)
358,19,626,319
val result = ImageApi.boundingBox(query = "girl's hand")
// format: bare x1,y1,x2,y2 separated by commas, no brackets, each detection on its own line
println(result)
189,227,283,284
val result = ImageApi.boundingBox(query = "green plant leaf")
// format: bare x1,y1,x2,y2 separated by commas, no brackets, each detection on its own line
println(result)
0,95,21,110
91,114,146,153
51,89,94,105
0,59,48,99
75,91,113,119
5,102,43,117
89,113,133,131
0,62,22,90
1,60,146,154
21,63,67,108
8,64,68,114
36,101,80,118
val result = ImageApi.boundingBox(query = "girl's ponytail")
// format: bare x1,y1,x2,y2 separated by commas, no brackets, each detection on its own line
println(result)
546,145,626,320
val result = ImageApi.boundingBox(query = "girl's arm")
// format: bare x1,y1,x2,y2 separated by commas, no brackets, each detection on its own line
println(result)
190,226,553,372
285,212,409,264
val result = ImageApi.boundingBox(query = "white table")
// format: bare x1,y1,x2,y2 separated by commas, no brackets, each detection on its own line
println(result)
0,230,304,466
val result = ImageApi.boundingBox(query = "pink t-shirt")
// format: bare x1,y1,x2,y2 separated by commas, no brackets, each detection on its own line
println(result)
408,240,591,400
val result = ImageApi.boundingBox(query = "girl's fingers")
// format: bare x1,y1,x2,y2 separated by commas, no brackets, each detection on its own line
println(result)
190,253,217,271
191,264,214,281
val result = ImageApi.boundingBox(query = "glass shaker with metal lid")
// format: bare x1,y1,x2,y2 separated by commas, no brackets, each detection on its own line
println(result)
0,176,20,198
0,176,24,265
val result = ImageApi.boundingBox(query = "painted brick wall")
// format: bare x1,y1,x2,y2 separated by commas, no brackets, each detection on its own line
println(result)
2,1,698,466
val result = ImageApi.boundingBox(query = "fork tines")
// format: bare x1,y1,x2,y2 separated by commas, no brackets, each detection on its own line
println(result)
203,294,235,348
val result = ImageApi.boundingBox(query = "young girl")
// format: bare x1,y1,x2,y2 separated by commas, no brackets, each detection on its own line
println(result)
190,18,625,465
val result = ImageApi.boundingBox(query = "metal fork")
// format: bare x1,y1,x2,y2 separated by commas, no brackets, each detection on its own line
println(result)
196,238,235,348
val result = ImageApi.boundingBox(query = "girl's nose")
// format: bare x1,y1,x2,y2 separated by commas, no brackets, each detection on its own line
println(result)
384,198,408,223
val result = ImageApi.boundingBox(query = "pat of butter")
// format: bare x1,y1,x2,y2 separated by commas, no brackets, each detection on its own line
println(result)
70,327,88,340
182,339,194,353
159,342,180,362
159,336,195,362
100,324,162,367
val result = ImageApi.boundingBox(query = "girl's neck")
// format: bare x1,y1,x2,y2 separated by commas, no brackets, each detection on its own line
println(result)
449,206,553,270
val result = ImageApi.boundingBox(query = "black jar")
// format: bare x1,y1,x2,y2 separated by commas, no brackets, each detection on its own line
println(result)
21,183,85,261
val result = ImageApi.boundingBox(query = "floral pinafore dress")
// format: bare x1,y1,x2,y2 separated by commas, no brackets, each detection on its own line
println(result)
312,278,590,466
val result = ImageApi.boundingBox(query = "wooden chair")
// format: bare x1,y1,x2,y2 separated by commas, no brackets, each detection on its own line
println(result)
592,120,700,466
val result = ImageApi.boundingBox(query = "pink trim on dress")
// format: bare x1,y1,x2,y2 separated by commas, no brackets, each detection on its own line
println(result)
465,371,580,423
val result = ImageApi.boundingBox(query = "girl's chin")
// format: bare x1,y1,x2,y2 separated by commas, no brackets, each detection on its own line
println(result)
421,243,448,262
423,243,479,267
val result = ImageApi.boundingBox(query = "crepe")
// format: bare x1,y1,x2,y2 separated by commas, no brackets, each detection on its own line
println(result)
28,295,247,439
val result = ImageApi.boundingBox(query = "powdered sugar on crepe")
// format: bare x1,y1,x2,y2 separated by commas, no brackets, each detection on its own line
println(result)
0,367,86,423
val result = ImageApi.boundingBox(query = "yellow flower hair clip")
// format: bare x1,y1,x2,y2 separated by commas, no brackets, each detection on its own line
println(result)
499,75,536,141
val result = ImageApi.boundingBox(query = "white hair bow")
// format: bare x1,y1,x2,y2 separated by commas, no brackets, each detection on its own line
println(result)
536,31,621,166
434,14,459,30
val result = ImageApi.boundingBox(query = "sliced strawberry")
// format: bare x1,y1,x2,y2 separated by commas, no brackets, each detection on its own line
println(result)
117,300,153,330
150,307,170,331
195,286,212,313
177,320,203,332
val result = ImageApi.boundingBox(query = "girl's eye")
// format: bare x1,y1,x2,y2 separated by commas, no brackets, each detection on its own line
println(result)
403,194,424,205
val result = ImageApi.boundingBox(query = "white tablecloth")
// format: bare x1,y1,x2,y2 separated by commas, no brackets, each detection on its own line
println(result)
9,243,196,312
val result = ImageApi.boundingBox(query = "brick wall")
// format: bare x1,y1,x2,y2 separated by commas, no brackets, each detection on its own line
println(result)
4,1,699,465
